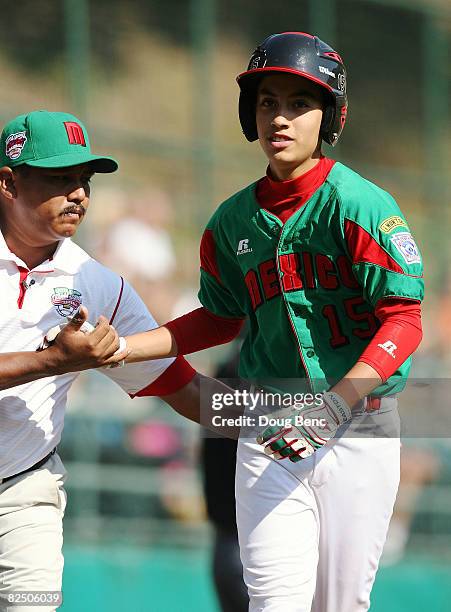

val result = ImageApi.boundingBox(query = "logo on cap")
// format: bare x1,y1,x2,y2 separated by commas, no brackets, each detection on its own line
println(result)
64,122,86,146
6,131,28,160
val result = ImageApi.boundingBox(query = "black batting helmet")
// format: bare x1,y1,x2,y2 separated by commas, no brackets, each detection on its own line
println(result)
237,32,348,146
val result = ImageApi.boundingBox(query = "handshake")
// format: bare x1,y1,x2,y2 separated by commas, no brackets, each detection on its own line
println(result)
37,306,129,374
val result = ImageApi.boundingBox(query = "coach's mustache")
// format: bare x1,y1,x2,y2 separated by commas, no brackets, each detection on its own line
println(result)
61,204,86,216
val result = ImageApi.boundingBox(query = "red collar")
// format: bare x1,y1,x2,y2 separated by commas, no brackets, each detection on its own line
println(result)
256,157,336,224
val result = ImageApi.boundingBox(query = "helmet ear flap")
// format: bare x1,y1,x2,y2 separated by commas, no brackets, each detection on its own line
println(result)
239,82,260,142
320,105,335,141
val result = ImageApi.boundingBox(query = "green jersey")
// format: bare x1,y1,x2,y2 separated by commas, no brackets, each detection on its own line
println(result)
199,162,423,395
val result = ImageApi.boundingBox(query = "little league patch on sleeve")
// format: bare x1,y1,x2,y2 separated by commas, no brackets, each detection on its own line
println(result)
379,216,408,233
390,232,421,264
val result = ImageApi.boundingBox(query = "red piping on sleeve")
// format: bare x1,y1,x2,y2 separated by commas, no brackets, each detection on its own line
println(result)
110,276,124,324
130,356,196,398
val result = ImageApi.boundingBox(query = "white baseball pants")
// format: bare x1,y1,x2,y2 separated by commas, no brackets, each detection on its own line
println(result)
0,454,66,612
236,405,400,612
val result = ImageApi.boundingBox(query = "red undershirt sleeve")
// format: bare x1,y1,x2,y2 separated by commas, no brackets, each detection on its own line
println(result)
130,356,197,397
164,307,245,355
358,298,422,382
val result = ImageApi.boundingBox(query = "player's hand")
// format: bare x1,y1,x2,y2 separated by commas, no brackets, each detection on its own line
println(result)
41,306,129,373
256,392,352,462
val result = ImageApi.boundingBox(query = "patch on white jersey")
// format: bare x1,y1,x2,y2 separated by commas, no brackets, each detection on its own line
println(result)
390,232,421,264
51,287,82,317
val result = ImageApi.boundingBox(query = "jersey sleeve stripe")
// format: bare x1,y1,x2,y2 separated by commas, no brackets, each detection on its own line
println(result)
344,218,404,274
200,229,222,285
109,276,124,324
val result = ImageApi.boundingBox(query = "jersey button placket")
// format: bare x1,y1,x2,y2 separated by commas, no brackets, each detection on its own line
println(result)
276,227,312,388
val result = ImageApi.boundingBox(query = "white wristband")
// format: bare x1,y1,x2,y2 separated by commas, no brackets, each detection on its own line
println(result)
114,337,127,356
104,337,127,369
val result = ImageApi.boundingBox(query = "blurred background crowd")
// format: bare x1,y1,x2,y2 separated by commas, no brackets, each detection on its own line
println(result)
0,0,450,610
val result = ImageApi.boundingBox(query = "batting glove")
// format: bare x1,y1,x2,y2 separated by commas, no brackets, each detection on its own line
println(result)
256,392,352,462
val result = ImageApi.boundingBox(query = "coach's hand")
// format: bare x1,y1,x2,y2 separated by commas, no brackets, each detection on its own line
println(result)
45,306,129,373
256,392,352,462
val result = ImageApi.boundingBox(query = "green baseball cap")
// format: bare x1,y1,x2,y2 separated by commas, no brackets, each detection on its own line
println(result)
0,110,118,173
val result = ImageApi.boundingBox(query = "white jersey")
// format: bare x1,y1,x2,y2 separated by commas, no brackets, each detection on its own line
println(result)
0,231,175,478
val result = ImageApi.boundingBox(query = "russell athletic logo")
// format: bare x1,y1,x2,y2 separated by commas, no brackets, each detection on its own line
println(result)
237,239,253,256
5,131,27,160
377,340,397,359
51,287,82,318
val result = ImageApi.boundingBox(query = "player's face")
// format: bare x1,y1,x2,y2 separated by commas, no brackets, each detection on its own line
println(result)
4,164,93,244
256,74,324,180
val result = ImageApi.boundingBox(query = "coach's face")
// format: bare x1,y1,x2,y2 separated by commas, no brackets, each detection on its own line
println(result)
0,163,93,244
256,73,324,180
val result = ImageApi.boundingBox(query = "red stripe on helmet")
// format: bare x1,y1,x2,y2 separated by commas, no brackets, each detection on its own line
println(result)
340,106,348,128
237,67,334,92
324,51,343,63
280,31,316,39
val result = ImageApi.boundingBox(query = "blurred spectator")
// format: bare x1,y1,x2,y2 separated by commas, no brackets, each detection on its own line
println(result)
382,444,441,565
381,277,450,565
96,186,177,323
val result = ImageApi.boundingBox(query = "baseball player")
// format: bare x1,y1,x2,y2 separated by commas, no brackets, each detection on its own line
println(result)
0,110,226,611
119,33,424,611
